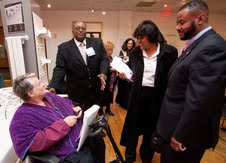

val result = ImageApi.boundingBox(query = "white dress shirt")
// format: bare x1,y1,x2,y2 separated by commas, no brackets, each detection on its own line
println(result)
142,43,160,87
74,38,87,64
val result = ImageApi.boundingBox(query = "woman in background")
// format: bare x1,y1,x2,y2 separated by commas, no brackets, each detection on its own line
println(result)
100,41,117,116
118,38,136,63
115,38,135,109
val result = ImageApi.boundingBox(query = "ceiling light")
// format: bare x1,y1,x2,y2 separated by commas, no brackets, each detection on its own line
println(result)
91,9,95,12
164,4,167,8
102,11,106,15
47,4,51,8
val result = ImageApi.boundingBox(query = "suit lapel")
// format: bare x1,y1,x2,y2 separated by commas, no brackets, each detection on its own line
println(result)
86,38,91,64
155,46,165,84
70,39,87,66
168,29,216,77
168,49,190,77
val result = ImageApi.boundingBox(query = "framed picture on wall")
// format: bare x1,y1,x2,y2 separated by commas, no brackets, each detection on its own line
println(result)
5,2,25,33
86,32,101,38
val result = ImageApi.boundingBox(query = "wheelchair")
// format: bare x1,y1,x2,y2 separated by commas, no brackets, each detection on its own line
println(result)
21,115,124,163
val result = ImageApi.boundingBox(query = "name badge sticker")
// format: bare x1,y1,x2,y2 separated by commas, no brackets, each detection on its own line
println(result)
85,47,96,57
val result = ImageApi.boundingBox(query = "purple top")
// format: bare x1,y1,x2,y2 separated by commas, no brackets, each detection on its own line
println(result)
9,93,82,161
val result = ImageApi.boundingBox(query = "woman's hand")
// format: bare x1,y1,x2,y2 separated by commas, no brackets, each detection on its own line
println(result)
48,88,56,94
118,72,127,80
73,106,83,118
64,116,77,127
110,67,115,72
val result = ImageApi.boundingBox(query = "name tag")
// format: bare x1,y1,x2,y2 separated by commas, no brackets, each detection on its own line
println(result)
85,47,96,57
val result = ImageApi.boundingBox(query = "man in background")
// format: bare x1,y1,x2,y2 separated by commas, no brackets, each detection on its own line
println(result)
49,21,109,111
156,0,226,162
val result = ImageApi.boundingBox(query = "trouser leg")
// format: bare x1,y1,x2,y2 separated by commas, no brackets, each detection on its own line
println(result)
140,133,155,163
89,137,106,163
125,131,139,162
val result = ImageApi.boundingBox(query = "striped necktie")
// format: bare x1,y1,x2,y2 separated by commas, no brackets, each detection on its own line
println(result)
79,42,87,64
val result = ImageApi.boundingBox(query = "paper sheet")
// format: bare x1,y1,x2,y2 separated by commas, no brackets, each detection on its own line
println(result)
110,57,133,82
77,104,100,151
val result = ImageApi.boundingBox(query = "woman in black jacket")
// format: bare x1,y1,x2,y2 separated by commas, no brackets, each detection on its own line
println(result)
119,20,178,163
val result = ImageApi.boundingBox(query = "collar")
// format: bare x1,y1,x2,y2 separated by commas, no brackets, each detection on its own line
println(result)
142,42,160,59
74,38,87,47
186,26,212,48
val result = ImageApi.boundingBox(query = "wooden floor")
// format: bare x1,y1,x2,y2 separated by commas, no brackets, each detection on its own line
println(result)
103,102,226,163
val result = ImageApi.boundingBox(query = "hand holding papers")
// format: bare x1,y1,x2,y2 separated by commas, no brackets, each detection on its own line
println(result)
111,57,133,82
77,105,100,151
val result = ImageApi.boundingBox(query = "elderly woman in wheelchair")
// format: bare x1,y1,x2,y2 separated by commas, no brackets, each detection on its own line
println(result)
9,73,105,163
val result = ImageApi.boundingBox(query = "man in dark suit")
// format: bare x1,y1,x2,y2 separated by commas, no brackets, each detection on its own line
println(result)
156,0,226,163
49,21,108,162
49,21,109,111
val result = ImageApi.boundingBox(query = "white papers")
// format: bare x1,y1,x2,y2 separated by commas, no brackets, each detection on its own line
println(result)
111,57,133,82
77,105,100,151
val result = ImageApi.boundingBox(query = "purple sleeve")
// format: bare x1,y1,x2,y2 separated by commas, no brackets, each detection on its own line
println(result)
29,119,71,152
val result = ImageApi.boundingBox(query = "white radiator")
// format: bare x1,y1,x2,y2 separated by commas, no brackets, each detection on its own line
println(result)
5,35,29,80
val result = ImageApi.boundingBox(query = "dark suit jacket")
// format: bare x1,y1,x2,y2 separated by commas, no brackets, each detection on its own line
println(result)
49,37,109,108
120,43,178,146
157,29,226,150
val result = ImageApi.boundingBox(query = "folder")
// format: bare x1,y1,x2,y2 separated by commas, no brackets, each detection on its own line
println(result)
110,56,133,82
77,104,100,151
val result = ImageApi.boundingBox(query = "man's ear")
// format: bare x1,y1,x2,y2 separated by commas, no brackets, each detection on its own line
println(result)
197,13,206,25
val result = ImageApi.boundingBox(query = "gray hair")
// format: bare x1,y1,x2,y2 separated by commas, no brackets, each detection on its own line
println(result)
12,73,36,102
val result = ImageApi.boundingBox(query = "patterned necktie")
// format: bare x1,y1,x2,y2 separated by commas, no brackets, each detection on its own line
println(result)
79,42,87,64
180,41,189,55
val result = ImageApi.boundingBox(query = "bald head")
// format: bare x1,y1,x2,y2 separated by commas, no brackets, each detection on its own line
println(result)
72,21,87,42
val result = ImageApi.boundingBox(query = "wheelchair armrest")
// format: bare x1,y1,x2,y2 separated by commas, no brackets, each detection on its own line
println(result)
88,115,107,137
28,151,60,163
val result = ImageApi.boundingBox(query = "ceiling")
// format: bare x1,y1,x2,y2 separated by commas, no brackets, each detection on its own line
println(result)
34,0,226,14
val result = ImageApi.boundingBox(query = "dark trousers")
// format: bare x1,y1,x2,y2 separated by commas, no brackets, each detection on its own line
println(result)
63,137,105,163
160,141,206,163
125,131,154,163
71,88,101,112
63,145,94,163
89,136,106,163
125,87,159,163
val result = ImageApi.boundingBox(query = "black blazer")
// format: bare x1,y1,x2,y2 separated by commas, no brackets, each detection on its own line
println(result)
157,29,226,149
49,37,109,103
120,43,178,146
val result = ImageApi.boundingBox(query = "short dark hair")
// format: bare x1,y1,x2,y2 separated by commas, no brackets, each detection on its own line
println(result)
121,38,136,52
133,20,166,44
13,73,36,102
179,0,209,16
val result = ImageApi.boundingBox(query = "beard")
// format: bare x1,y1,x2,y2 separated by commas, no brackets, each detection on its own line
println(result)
180,21,196,40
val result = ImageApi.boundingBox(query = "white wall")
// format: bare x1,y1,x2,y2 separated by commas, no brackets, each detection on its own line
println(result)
41,10,226,79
